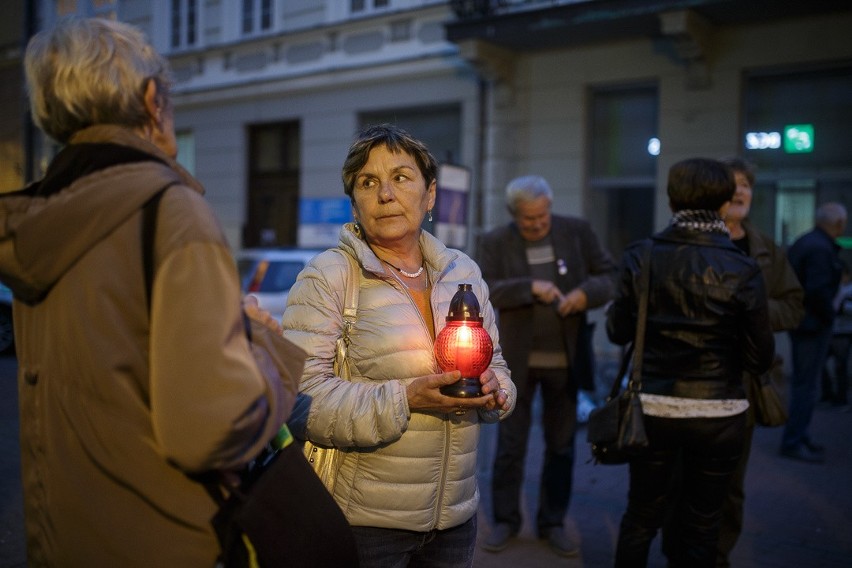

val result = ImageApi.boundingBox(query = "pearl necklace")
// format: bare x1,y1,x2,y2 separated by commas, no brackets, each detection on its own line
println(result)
384,260,424,278
366,241,425,278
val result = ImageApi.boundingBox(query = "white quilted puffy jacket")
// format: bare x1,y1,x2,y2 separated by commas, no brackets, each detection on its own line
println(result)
282,224,515,531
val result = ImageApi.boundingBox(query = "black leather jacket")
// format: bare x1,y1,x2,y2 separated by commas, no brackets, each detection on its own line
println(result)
606,226,775,400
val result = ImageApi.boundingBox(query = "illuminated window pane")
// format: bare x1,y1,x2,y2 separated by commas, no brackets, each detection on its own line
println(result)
176,131,195,175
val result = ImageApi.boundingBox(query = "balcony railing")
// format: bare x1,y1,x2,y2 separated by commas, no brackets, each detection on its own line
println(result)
450,0,590,20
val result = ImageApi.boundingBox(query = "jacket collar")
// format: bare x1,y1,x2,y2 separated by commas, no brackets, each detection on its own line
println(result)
338,223,459,278
653,224,740,252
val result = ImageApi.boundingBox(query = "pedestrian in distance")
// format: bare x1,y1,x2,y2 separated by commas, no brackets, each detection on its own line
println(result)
782,201,848,463
820,262,852,409
476,174,617,557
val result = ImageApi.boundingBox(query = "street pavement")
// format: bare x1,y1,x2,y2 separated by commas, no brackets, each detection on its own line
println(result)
0,355,24,568
1,353,851,567
473,394,852,567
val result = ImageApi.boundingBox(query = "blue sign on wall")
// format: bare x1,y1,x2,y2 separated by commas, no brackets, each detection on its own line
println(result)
299,198,353,224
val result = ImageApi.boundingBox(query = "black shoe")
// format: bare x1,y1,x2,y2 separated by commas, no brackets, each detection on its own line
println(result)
803,439,825,453
481,523,515,553
780,444,825,463
541,527,579,557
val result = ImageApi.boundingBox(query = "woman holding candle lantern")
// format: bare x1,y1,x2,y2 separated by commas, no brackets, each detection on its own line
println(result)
281,124,515,567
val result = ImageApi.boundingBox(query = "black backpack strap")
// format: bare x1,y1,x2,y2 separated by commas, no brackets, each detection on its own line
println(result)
141,187,174,313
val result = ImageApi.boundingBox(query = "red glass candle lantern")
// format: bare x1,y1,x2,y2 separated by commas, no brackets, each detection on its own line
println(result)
434,284,494,398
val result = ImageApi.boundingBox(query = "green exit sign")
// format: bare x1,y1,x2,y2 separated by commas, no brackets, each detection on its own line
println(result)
784,124,814,153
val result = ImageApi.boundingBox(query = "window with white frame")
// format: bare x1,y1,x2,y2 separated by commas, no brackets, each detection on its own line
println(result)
170,0,198,49
351,0,390,15
242,0,274,35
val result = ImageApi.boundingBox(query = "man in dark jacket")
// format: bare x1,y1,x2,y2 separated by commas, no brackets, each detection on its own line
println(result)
476,175,616,557
782,202,847,463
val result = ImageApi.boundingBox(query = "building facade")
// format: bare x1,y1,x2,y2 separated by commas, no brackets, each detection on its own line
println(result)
20,0,852,365
448,0,852,257
0,1,27,193
29,0,479,251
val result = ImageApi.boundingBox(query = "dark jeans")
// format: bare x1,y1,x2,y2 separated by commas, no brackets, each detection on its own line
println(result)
661,418,755,568
615,413,746,568
783,328,833,449
350,516,476,568
491,366,577,534
715,416,755,567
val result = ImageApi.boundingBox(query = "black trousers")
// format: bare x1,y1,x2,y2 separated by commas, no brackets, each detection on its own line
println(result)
662,416,755,568
615,413,746,568
490,366,577,533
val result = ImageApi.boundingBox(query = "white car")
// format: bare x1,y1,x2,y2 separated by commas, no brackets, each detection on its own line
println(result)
237,248,323,323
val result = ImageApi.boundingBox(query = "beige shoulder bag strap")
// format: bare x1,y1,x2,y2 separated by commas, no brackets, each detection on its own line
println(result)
305,250,360,493
334,250,359,380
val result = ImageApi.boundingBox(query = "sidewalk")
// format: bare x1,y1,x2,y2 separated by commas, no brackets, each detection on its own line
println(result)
473,396,852,568
2,357,851,567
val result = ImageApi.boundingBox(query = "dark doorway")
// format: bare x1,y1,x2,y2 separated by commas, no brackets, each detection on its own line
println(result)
244,121,300,247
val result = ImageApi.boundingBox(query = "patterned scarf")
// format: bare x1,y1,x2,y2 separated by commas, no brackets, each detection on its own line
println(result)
670,209,730,235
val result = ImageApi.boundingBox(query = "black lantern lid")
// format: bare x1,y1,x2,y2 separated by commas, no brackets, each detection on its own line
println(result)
446,283,483,322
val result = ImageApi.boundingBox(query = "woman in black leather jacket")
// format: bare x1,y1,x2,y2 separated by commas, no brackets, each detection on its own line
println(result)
606,158,775,568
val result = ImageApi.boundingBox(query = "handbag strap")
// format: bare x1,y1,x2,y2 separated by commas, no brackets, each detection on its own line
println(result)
628,243,653,392
334,249,360,380
605,243,653,401
608,343,634,400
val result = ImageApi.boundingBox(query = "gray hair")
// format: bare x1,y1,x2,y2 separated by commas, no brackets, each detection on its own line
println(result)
24,17,172,144
505,175,553,214
815,202,848,228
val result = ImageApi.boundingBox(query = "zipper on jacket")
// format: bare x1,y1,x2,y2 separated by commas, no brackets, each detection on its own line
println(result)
386,266,455,527
432,263,455,528
432,417,452,528
385,270,437,367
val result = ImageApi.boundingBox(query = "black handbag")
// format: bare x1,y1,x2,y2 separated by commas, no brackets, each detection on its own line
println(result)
746,356,788,427
587,245,652,465
208,433,359,568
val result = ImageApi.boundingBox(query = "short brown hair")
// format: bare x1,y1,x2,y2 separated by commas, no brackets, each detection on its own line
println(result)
667,158,735,212
341,124,437,199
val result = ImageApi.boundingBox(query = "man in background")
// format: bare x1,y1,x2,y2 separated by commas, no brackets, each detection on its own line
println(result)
477,175,616,557
782,202,847,463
